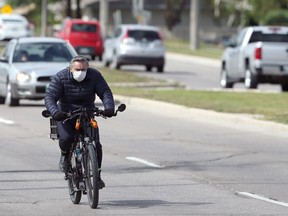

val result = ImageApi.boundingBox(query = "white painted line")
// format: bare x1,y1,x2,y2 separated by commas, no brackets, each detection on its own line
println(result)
126,156,165,168
0,117,14,125
236,191,288,208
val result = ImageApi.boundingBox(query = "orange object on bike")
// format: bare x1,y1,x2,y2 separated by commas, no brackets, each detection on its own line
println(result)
90,118,98,128
75,119,80,130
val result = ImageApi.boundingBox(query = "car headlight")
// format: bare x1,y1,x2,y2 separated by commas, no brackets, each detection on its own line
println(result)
16,72,31,83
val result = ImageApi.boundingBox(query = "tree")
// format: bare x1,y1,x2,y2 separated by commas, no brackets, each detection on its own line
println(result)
10,0,58,26
247,0,288,25
210,0,288,27
211,0,251,27
263,9,288,25
66,0,72,18
76,0,81,18
66,0,81,18
165,0,186,31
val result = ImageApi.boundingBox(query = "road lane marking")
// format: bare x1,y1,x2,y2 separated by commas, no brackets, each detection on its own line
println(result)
126,156,165,168
236,191,288,208
0,117,14,125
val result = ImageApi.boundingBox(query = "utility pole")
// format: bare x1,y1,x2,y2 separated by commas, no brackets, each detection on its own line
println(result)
100,0,108,38
190,0,199,50
41,0,47,36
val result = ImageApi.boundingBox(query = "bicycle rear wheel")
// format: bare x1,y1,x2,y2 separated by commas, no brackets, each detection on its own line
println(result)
85,144,99,209
67,152,82,204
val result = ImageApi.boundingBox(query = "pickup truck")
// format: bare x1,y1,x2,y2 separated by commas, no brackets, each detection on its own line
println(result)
220,26,288,91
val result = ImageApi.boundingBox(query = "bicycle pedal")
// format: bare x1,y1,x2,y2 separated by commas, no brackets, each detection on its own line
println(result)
83,190,87,195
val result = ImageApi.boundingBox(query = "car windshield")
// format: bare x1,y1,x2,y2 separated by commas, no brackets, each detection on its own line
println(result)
13,42,74,62
128,30,160,42
72,23,97,33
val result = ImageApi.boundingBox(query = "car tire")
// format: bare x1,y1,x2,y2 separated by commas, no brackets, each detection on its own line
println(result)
6,82,19,107
0,95,5,104
110,53,120,70
281,83,288,92
102,54,110,67
244,68,257,89
104,61,110,67
220,67,233,88
157,65,164,73
146,65,152,72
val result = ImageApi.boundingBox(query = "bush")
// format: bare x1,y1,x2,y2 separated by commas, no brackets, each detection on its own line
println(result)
263,10,288,25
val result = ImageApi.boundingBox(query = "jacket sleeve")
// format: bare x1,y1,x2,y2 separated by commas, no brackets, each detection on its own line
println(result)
44,73,64,116
95,72,115,112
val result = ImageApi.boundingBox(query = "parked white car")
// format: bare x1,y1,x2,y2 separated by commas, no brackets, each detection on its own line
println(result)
103,24,165,72
0,14,32,40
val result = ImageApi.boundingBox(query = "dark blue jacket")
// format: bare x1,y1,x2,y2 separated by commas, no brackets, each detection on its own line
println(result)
45,67,114,116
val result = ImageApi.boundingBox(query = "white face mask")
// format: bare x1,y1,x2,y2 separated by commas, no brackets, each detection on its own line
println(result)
72,70,87,82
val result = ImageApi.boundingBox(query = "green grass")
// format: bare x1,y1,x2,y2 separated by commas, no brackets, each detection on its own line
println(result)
99,68,288,125
164,38,224,59
100,40,288,125
112,87,288,124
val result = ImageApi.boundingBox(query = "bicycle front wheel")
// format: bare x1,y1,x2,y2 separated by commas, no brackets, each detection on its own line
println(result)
67,152,82,204
85,144,99,209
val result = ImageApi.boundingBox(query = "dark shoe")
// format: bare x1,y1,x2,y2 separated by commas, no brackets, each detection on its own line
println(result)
59,155,69,173
98,178,105,189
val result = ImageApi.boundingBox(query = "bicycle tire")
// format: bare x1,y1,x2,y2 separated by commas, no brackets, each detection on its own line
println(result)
67,152,82,204
85,144,99,209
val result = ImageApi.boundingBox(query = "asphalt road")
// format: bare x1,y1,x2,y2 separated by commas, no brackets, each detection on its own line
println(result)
1,54,288,215
1,97,288,215
112,52,283,92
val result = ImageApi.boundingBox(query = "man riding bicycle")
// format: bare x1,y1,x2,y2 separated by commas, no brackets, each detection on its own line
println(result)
44,56,115,188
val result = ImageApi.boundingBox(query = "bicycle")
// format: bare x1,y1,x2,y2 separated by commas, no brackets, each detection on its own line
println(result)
42,103,126,209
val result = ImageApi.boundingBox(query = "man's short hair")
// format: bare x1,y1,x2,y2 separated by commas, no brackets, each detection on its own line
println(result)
69,56,89,68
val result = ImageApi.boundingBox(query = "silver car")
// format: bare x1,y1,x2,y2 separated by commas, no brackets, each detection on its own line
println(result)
103,24,165,72
0,37,78,106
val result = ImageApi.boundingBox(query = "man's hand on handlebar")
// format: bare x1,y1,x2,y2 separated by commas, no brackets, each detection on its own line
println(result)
103,108,114,118
53,111,68,121
46,104,126,121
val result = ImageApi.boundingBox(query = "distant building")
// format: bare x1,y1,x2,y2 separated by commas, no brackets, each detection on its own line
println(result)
79,0,237,44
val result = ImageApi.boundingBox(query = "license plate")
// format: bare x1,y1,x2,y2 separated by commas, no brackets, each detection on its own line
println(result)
79,48,90,54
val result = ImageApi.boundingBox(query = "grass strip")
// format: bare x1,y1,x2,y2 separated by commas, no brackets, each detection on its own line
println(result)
98,68,288,125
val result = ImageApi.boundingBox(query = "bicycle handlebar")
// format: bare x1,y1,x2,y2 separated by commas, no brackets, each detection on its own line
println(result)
42,103,126,121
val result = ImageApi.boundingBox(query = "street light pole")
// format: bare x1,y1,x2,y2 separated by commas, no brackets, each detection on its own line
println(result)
41,0,47,36
190,0,199,50
100,0,108,38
